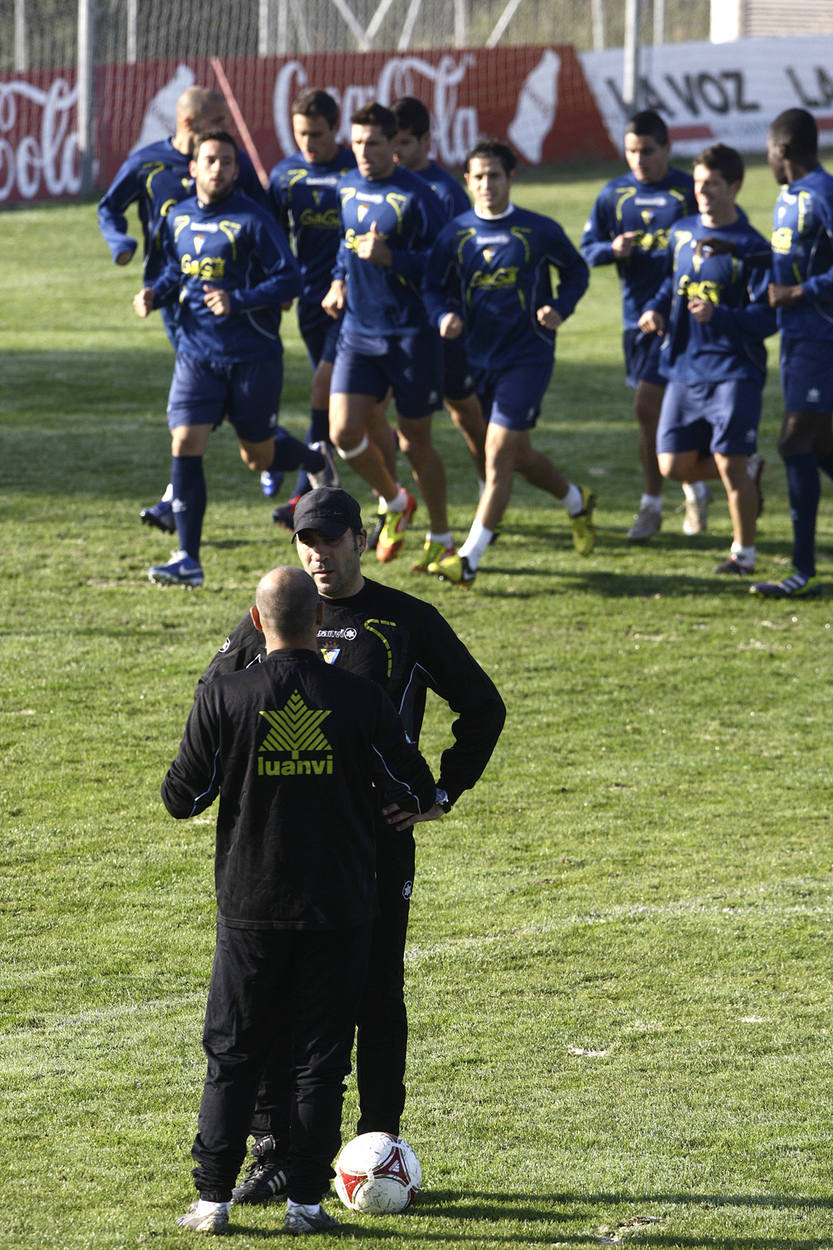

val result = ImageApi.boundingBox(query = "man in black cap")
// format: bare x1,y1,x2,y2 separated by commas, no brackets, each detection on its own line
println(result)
198,486,505,1203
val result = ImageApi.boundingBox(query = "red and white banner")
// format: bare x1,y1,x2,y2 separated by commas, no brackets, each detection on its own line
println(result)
0,45,614,205
581,34,833,157
0,73,80,202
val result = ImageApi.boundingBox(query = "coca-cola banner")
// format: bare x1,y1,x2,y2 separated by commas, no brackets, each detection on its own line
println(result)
581,33,833,158
0,72,80,202
0,45,614,204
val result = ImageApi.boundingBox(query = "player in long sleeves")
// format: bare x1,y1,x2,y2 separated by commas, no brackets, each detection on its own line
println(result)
322,101,451,565
133,131,308,587
750,108,833,598
581,110,704,540
264,88,356,513
197,486,506,1205
422,138,592,588
639,143,776,579
391,95,487,552
97,85,269,534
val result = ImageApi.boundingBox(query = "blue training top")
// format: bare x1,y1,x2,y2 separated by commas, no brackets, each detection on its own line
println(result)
333,163,448,338
424,204,589,371
97,137,266,283
150,187,300,362
771,163,833,342
268,145,356,318
581,168,696,329
646,210,776,384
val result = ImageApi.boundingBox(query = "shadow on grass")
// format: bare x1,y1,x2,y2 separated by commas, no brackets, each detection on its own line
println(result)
290,1187,833,1248
466,566,804,601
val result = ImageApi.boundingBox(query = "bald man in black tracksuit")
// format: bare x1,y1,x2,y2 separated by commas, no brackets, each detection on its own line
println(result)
166,565,435,1235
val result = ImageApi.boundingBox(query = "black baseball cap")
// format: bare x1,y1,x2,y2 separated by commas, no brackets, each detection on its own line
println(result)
291,487,363,539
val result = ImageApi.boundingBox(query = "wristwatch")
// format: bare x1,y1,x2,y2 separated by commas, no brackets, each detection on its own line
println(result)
435,787,452,813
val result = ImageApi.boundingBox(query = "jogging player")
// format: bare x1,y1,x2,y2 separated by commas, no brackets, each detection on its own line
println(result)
98,85,268,534
423,138,593,588
750,108,833,599
391,94,487,565
133,132,339,588
265,89,356,514
639,144,776,578
322,102,450,564
581,109,704,540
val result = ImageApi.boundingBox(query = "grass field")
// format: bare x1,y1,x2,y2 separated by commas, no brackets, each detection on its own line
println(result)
2,157,833,1250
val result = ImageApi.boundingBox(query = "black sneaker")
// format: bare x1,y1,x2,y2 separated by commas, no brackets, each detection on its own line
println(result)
367,511,385,552
714,556,753,575
231,1135,287,1205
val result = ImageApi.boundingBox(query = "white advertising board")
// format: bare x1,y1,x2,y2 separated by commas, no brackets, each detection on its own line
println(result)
580,35,833,156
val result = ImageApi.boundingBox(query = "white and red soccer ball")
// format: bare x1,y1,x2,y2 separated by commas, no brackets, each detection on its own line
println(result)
334,1131,422,1214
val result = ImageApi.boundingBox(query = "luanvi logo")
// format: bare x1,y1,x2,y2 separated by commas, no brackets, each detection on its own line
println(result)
258,690,333,776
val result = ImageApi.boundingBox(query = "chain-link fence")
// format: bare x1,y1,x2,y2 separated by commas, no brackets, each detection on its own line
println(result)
2,0,712,73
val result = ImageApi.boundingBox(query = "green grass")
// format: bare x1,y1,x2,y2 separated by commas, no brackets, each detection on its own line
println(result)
3,158,833,1249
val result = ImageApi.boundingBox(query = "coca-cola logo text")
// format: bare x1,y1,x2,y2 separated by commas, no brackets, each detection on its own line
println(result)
0,79,80,202
273,55,478,165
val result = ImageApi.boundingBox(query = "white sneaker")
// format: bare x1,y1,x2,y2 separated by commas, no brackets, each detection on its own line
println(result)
683,487,712,535
306,442,340,490
282,1203,339,1234
626,502,661,542
176,1199,230,1233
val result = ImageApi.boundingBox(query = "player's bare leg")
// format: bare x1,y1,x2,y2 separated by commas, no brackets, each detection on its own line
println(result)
445,393,487,483
635,380,665,496
366,395,398,479
632,381,707,539
397,414,449,534
715,451,757,566
311,360,333,414
658,449,721,484
428,424,595,586
238,435,291,474
330,392,400,500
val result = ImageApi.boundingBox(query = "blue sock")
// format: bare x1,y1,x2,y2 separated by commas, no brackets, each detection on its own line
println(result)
784,452,819,577
270,428,323,473
292,408,330,497
171,455,206,562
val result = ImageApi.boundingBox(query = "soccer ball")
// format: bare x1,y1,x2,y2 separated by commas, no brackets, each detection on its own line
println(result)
334,1131,422,1213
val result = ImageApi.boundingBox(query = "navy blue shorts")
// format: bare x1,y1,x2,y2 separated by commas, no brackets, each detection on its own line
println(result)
780,338,833,413
623,327,665,388
474,359,554,432
299,305,342,369
656,378,761,458
441,333,475,401
167,351,282,443
331,328,442,418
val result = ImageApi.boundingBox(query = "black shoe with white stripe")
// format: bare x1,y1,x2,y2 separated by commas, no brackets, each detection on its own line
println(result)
231,1135,287,1205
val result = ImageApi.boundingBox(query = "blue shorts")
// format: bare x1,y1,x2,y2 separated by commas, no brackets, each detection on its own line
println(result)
656,378,761,458
299,304,342,369
780,338,833,413
474,360,554,432
441,333,475,401
167,351,282,443
623,327,665,388
331,328,442,418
